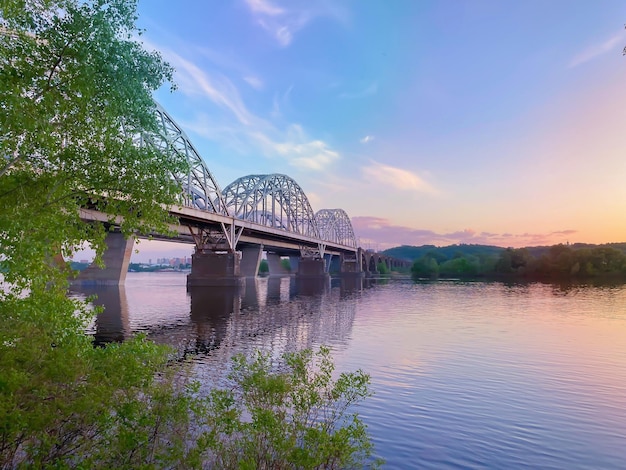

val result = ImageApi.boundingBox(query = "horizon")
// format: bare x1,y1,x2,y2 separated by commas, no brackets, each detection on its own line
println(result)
120,1,626,262
104,237,626,264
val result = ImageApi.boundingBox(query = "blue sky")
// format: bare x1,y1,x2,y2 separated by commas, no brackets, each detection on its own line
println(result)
126,0,626,261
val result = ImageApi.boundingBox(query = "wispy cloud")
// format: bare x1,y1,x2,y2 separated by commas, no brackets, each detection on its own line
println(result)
243,75,264,90
244,0,347,47
569,33,625,68
143,37,341,172
351,217,578,250
160,48,259,126
246,0,284,16
271,85,293,118
251,124,339,170
361,161,436,194
360,135,374,144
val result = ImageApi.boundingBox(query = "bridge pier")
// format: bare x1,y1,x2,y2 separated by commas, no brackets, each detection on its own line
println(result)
267,252,290,275
296,257,328,279
187,251,243,287
323,253,341,274
288,256,300,273
339,253,362,276
240,245,263,277
73,232,133,285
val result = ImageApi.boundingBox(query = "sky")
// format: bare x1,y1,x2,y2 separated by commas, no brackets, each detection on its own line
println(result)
124,0,626,262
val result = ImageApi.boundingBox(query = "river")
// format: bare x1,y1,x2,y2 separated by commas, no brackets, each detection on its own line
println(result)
73,272,626,469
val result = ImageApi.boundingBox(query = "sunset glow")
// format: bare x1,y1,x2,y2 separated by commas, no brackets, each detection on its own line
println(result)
132,0,626,259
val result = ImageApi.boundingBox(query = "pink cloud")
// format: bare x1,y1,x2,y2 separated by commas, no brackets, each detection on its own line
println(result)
351,216,577,250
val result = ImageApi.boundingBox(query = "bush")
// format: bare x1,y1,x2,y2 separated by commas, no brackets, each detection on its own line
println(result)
194,347,382,469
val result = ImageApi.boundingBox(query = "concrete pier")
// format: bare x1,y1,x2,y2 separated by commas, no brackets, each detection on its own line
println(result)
187,251,243,287
73,232,133,285
339,253,362,276
267,252,290,275
240,245,263,277
296,257,328,278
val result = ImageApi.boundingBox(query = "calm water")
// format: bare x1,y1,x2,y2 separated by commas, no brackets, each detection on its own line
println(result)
74,273,626,469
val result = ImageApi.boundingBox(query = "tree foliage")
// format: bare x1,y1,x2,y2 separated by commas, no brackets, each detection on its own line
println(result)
0,0,186,288
0,0,189,465
0,3,378,467
258,259,269,274
411,243,626,282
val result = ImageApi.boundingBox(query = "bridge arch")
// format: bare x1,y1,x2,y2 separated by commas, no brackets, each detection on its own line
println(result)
139,102,228,214
221,174,319,238
315,209,357,248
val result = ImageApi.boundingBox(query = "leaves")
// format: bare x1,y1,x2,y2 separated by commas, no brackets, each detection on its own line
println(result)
0,1,192,466
0,2,378,467
0,0,186,290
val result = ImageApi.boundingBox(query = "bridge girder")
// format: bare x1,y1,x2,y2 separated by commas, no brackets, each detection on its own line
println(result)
131,103,362,256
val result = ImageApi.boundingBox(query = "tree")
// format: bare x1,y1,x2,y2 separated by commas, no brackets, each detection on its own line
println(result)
411,255,439,279
376,261,389,275
258,259,270,274
0,3,378,466
0,0,189,465
281,257,292,272
0,0,185,281
439,255,480,277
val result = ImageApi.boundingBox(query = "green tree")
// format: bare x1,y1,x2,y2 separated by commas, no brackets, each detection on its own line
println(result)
281,257,292,272
439,255,480,277
0,0,189,465
495,248,533,275
376,261,389,275
411,255,439,279
0,3,378,467
258,259,269,274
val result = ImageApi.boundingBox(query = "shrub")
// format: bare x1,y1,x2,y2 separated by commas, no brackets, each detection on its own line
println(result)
194,347,382,469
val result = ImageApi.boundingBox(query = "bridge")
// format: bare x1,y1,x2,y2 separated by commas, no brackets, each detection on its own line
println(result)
75,102,411,286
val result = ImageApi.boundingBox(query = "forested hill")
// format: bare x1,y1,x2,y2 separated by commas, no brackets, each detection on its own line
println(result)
383,242,626,262
382,244,504,261
384,242,626,280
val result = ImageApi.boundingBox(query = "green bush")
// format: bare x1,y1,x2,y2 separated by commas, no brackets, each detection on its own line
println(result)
259,259,270,273
376,262,389,275
194,347,381,469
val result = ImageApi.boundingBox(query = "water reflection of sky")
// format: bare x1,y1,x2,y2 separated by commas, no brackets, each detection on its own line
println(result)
77,274,626,469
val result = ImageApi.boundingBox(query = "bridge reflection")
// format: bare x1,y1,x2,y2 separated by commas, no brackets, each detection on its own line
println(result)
75,285,131,345
73,275,384,358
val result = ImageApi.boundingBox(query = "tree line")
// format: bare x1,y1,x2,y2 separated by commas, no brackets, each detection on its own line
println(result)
401,243,626,281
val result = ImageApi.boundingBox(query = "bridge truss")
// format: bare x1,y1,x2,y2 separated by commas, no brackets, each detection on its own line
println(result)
315,209,357,248
222,174,319,236
137,102,359,255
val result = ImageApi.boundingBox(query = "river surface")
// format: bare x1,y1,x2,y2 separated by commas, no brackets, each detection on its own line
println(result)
73,272,626,469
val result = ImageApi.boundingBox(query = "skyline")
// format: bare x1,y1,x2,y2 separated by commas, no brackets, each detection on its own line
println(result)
126,0,626,262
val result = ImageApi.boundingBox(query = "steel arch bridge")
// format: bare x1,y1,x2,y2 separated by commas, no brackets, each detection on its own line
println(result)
139,101,363,255
221,174,320,239
137,102,229,215
315,209,357,248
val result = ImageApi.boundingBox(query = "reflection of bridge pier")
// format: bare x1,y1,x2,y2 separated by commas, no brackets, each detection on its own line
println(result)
188,286,240,354
338,275,364,297
71,284,130,344
295,276,330,296
266,276,284,302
